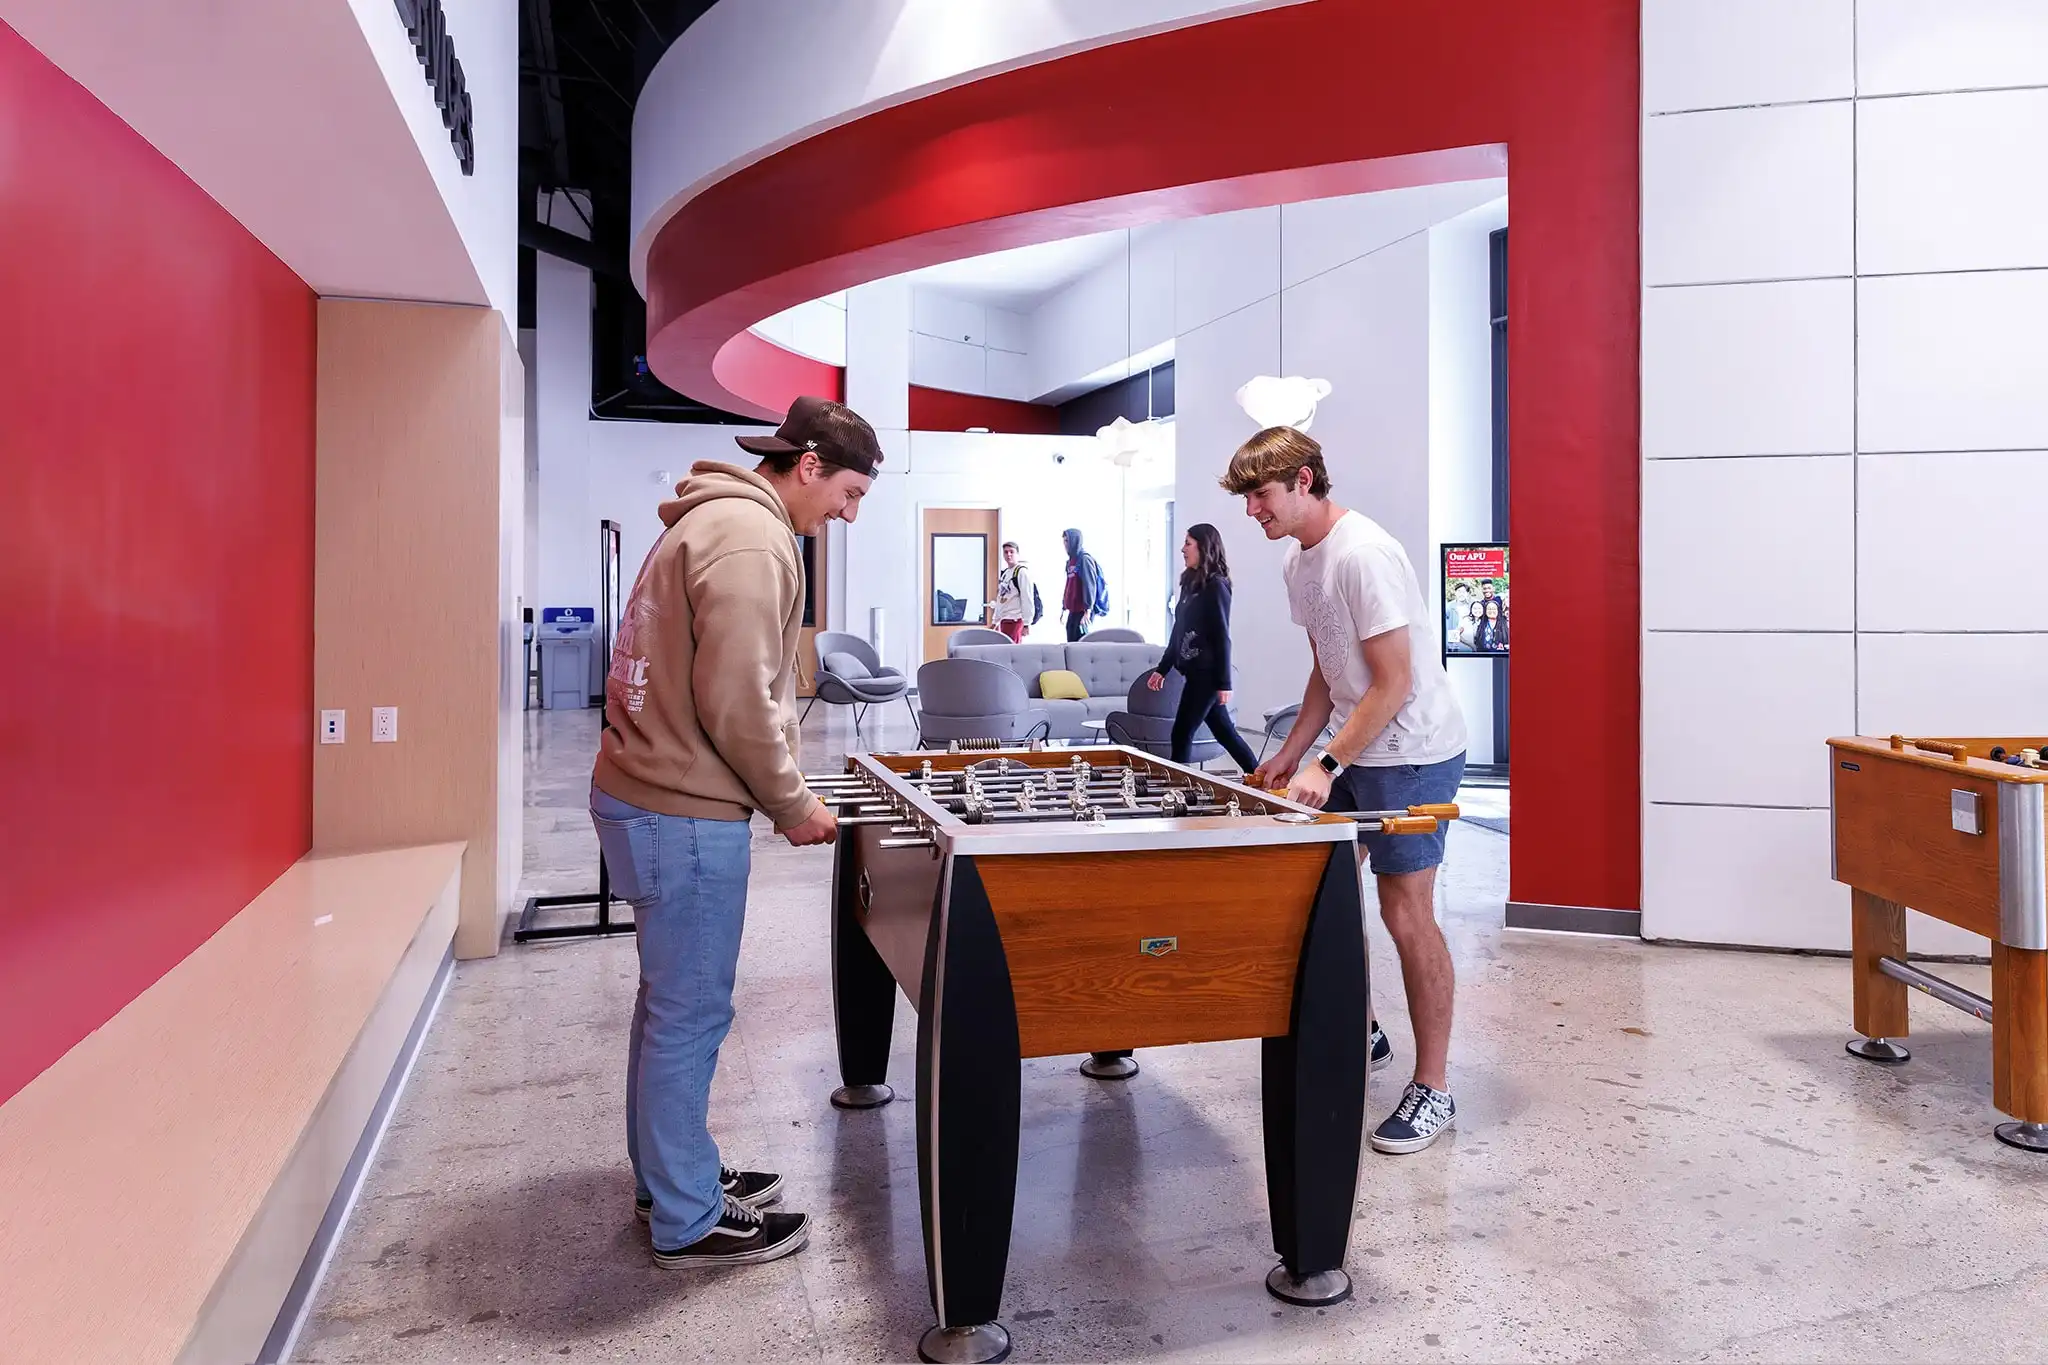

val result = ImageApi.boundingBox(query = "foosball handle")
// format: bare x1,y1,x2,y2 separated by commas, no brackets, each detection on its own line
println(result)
1406,802,1461,821
1379,815,1440,836
1889,734,1970,763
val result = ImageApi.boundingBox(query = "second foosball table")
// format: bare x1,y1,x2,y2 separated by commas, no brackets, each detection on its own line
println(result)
1831,733,2048,1153
806,744,1457,1364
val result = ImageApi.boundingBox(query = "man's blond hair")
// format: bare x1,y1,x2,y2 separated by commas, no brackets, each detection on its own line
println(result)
1219,426,1331,498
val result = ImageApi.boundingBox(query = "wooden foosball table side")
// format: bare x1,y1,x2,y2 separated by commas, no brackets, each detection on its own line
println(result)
1829,735,2048,1151
824,821,1369,1363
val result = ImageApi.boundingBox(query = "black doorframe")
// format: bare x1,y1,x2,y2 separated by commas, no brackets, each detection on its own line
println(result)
1488,226,1510,770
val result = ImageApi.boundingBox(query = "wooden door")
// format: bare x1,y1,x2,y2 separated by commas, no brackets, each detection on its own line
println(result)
921,508,1000,663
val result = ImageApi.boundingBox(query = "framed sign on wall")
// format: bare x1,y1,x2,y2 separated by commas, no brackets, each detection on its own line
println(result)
1442,543,1509,660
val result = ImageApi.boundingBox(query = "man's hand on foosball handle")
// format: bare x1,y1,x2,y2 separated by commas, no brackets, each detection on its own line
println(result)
781,801,838,847
1247,759,1332,810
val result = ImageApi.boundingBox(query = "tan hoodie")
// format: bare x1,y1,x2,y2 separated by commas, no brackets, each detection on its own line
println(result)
591,461,818,828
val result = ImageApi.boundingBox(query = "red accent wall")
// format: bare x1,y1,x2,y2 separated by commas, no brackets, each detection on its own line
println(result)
0,24,316,1104
909,385,1061,436
711,328,843,413
644,0,1642,915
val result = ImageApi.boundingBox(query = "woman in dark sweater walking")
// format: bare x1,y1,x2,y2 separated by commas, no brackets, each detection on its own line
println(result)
1146,523,1260,771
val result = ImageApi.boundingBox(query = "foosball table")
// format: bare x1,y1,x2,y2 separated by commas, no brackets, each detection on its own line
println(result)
805,743,1458,1364
1831,733,2048,1153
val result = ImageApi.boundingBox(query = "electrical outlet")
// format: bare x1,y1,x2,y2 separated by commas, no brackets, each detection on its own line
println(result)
320,710,346,744
372,707,399,743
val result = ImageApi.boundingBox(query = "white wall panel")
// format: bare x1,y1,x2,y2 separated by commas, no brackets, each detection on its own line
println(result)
1642,103,1853,285
1857,632,2048,738
1129,225,1177,357
910,332,987,394
984,307,1029,354
1642,280,1854,458
1858,89,2048,276
1173,294,1299,725
846,278,912,432
1642,806,1848,949
1279,235,1432,569
1643,633,1854,808
1859,451,2048,632
1857,0,2048,97
1175,206,1282,336
1642,0,1853,114
985,349,1033,403
1859,271,2048,453
1641,456,1854,632
912,288,986,345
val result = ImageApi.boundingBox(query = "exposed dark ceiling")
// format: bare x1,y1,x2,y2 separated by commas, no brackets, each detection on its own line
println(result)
518,0,746,423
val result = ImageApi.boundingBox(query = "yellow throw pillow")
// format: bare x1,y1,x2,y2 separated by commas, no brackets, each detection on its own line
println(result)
1038,669,1088,701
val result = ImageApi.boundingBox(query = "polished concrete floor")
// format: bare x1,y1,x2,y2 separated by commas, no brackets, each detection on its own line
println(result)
300,707,2048,1363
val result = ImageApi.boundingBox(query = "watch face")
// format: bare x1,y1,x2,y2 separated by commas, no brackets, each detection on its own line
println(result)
1318,753,1342,774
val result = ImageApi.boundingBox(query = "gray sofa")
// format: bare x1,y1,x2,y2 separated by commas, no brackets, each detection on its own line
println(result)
949,640,1161,743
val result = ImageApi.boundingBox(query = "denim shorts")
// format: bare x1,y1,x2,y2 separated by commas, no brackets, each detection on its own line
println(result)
1330,753,1467,876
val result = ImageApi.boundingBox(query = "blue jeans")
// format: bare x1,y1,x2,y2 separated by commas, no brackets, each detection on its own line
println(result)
1330,754,1467,876
590,787,753,1249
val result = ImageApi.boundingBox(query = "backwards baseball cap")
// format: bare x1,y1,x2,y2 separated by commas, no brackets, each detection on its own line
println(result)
735,395,884,477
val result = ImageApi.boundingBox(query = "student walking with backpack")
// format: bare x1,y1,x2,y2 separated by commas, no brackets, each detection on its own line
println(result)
992,541,1040,642
1062,528,1108,641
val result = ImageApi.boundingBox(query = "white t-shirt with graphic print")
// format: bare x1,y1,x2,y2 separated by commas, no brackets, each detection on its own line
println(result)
1283,510,1467,767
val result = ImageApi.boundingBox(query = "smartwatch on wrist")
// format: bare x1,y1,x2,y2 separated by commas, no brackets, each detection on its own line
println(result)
1313,749,1342,776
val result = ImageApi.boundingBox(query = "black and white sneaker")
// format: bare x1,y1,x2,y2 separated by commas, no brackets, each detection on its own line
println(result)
635,1166,785,1222
652,1194,810,1269
1368,1021,1393,1073
1370,1081,1456,1154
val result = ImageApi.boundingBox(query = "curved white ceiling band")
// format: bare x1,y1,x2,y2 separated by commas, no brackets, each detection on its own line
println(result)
628,0,1311,289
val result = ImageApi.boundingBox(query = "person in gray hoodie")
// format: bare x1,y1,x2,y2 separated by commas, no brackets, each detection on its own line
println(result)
591,395,880,1269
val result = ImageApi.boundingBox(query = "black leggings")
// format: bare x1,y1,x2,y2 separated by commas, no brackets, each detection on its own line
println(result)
1170,681,1259,771
1065,610,1087,642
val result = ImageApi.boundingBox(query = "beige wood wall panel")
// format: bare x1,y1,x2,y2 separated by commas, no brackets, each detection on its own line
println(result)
0,844,462,1365
496,319,527,942
315,298,508,958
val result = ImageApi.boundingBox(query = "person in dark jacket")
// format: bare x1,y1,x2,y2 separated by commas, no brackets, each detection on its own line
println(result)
1062,527,1104,641
1146,523,1259,770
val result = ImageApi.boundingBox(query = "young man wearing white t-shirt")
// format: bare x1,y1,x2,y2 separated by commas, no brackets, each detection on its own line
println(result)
1232,426,1469,1154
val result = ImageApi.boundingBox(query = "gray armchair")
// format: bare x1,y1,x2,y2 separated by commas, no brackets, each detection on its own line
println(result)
803,630,913,743
1082,626,1145,643
946,627,1010,655
1257,703,1333,762
914,659,1050,747
1103,670,1226,764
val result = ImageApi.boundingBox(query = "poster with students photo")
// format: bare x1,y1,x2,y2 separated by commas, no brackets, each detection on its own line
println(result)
1442,543,1509,658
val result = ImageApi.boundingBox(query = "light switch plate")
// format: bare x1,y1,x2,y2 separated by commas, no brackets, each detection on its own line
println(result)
320,710,346,744
372,706,398,743
1951,789,1983,836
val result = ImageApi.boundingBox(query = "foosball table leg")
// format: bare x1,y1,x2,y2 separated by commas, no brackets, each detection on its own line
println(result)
830,835,896,1110
1079,1050,1138,1080
1260,843,1368,1308
1847,890,1912,1066
1992,944,2048,1153
916,858,1021,1364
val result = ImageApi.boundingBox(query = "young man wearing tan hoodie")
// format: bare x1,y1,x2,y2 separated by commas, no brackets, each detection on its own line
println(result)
590,395,881,1269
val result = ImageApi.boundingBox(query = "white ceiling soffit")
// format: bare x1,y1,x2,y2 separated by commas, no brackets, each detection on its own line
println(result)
0,0,488,305
896,230,1131,311
629,0,1314,287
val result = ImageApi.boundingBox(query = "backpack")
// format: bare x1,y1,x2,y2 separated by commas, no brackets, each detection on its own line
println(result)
1086,553,1109,617
1030,582,1044,625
